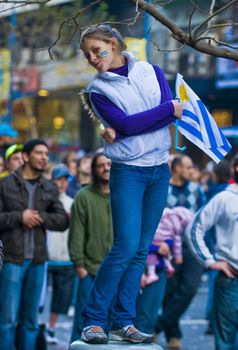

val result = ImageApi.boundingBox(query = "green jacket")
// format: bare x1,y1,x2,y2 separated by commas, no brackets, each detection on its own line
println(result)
68,184,113,276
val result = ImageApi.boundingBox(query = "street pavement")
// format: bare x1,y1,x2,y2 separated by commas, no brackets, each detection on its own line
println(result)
41,274,216,350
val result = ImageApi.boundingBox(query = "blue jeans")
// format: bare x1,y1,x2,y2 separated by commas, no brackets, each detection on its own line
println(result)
205,269,218,322
213,272,238,350
0,260,45,350
71,274,95,342
135,270,167,334
82,162,170,330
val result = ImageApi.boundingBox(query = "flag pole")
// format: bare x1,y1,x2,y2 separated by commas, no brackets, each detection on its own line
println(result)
175,97,186,152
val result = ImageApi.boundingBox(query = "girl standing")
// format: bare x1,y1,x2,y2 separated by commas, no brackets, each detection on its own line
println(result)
79,24,182,344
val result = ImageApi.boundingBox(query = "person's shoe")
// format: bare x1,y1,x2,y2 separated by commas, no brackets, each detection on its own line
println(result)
81,326,108,344
167,337,182,349
109,325,153,343
45,328,59,345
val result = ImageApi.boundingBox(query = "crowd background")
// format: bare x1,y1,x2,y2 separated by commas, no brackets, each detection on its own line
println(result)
0,125,237,350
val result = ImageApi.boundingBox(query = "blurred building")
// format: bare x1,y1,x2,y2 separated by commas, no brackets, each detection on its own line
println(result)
0,0,237,161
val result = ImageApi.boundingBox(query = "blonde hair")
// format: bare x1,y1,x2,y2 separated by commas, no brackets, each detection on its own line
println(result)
80,24,127,52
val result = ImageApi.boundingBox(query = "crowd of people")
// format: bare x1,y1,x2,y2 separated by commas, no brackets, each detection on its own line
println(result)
0,134,237,350
0,23,238,350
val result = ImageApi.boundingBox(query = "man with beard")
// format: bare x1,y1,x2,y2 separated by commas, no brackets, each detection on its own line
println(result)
68,152,113,342
0,139,69,350
186,155,238,350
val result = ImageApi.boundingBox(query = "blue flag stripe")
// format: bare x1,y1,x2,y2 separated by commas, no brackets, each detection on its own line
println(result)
178,120,203,141
179,121,231,161
197,100,218,149
222,144,232,152
219,127,231,148
183,109,200,124
209,146,227,161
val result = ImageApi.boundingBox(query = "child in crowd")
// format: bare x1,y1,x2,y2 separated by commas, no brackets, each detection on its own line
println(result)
142,206,194,286
46,164,74,344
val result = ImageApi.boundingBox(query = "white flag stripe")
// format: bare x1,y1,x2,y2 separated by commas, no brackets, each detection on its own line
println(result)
177,74,224,148
175,73,232,163
179,126,227,163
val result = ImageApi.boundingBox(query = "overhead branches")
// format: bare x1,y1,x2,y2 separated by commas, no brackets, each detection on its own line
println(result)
129,0,238,61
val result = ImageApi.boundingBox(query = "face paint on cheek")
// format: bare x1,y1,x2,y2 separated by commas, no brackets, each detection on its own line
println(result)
100,50,109,58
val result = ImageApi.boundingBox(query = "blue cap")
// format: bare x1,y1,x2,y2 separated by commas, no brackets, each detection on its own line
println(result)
52,164,70,180
0,123,18,138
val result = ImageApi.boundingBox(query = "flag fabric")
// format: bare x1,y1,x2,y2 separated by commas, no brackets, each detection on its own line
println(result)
175,73,232,163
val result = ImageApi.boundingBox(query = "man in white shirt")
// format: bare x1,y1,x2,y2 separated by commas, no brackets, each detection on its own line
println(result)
186,155,238,350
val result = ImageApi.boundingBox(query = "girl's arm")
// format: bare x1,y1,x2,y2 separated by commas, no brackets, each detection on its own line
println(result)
91,65,180,138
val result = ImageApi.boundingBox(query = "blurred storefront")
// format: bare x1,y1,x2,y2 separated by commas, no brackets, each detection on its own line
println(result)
36,57,95,154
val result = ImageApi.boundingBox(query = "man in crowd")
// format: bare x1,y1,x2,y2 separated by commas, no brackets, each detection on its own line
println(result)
186,155,238,350
0,143,24,178
46,164,74,345
67,155,92,198
155,154,206,349
0,139,69,350
68,153,113,342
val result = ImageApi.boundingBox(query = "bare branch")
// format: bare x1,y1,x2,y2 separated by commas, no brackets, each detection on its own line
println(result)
199,22,238,36
189,5,197,37
129,0,238,60
192,0,238,37
46,0,102,59
150,37,185,52
194,36,238,49
0,0,50,3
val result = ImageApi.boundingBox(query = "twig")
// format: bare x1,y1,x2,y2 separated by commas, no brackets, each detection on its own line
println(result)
194,35,238,49
188,5,196,37
192,0,238,38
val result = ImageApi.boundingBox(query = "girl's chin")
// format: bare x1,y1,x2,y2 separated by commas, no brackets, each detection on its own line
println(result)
98,66,107,73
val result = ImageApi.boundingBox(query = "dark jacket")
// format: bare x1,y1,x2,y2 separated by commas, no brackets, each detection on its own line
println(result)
0,240,3,270
0,167,69,264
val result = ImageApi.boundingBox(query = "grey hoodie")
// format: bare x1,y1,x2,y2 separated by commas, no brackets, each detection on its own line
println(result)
185,184,238,270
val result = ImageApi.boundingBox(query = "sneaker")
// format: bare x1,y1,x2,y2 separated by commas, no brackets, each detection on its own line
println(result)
167,337,182,349
45,328,59,345
81,326,108,344
109,325,153,343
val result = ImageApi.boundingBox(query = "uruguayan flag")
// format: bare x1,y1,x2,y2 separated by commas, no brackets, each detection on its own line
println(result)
175,73,232,163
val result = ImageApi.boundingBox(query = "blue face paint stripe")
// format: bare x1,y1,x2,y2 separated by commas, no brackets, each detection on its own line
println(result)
100,50,109,57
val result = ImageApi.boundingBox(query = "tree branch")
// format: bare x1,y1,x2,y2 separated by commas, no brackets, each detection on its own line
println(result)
129,0,238,61
192,0,238,37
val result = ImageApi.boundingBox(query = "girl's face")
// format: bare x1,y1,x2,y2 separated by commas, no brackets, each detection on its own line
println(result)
83,37,119,72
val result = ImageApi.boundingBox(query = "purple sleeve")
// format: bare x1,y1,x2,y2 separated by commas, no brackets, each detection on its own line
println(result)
90,65,175,138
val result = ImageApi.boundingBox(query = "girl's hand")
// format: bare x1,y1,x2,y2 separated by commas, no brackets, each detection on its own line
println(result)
175,257,183,265
172,100,183,119
100,127,116,144
158,242,170,256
